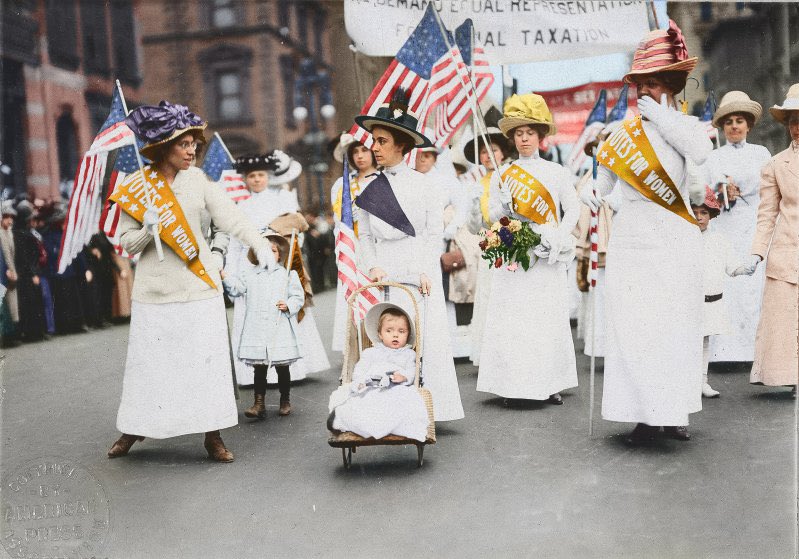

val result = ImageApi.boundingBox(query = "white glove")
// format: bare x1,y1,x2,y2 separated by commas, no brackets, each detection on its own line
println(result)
378,375,391,388
209,250,224,272
498,185,512,208
637,93,672,127
579,182,603,212
733,255,762,276
143,207,160,235
255,247,276,270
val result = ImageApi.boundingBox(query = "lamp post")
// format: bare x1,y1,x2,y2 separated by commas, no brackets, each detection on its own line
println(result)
293,58,336,213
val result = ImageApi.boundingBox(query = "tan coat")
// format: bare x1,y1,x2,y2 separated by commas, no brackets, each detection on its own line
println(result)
119,166,270,304
750,145,799,386
751,146,799,283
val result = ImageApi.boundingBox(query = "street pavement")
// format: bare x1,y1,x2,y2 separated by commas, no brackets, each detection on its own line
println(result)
1,289,797,559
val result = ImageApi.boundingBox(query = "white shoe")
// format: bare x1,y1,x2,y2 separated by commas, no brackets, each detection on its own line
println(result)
702,383,720,398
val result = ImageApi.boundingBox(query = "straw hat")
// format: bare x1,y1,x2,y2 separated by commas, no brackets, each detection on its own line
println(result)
712,91,763,128
247,229,291,267
769,83,799,124
354,88,433,148
363,302,416,348
333,132,359,164
461,127,511,164
125,101,207,161
498,94,556,138
1,201,17,217
267,150,302,186
623,20,698,84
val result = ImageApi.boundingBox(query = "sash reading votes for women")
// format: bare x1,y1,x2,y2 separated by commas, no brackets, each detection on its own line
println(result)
500,164,559,225
109,166,217,290
596,116,698,226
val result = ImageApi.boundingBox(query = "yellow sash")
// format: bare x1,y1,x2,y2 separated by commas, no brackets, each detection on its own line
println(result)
332,175,361,237
500,163,559,225
110,166,216,290
597,116,697,226
479,172,492,225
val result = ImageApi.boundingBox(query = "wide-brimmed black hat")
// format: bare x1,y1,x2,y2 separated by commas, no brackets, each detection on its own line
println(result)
461,127,512,164
354,88,432,148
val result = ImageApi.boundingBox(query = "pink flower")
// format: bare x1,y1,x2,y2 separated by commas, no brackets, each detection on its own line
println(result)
507,262,519,272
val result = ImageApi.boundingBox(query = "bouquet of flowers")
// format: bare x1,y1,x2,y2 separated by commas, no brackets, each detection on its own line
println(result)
478,216,541,271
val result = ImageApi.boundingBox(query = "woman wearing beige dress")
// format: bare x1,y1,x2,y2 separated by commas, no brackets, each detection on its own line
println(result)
741,83,799,394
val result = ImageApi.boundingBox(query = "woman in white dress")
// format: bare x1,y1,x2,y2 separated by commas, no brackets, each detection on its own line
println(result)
476,94,580,404
702,91,771,362
330,133,377,352
461,127,512,366
107,101,274,462
581,21,712,443
353,89,464,422
225,151,329,388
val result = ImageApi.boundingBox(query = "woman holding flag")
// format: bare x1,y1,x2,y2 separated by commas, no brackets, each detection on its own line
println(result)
353,89,464,422
107,101,275,463
330,132,377,352
476,93,580,405
580,21,712,443
701,91,771,364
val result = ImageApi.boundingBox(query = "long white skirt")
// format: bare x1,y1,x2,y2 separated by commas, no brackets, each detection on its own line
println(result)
477,260,578,400
384,280,465,421
601,202,703,426
232,299,330,385
469,263,493,366
709,207,765,362
332,386,429,442
116,296,238,439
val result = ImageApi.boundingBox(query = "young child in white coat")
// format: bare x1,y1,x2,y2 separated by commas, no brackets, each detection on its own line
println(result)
693,187,750,398
224,232,304,419
328,303,429,442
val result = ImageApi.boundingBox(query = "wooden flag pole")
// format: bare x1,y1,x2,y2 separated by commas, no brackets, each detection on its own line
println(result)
115,80,165,262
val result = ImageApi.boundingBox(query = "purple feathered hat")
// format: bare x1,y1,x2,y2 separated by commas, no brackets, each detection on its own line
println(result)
125,101,207,160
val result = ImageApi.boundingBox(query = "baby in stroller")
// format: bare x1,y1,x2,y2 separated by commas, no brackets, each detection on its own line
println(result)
328,303,429,442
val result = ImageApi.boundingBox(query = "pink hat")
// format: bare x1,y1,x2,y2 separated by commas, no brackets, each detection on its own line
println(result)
698,186,721,217
624,20,698,84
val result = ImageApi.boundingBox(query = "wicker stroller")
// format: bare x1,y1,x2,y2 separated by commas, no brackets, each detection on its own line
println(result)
328,281,436,469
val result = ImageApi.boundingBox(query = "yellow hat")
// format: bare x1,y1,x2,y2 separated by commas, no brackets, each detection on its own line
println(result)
498,94,556,138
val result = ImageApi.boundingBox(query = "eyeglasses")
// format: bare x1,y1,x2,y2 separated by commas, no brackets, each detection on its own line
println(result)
177,141,199,151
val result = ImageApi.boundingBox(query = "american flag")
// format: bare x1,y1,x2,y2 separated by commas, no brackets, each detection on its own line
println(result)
201,134,250,203
699,92,718,142
567,90,608,174
58,85,136,273
588,154,599,289
336,159,380,321
430,19,494,148
607,83,630,125
349,4,459,148
100,141,144,257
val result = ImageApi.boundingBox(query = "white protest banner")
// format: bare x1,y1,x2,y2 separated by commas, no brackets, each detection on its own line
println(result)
345,0,651,64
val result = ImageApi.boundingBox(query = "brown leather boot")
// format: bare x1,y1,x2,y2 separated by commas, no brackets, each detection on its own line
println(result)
279,396,291,416
107,434,145,458
204,431,234,463
244,394,266,419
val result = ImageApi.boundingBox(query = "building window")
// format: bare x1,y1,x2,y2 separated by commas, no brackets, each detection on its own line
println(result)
700,2,713,22
45,0,78,70
279,55,296,130
56,111,79,181
1,59,28,196
296,2,308,45
313,9,326,58
110,0,141,85
81,0,111,76
277,0,291,35
205,0,243,28
198,44,253,125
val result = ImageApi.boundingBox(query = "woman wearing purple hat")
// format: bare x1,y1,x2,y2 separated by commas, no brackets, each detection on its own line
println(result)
106,101,274,462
